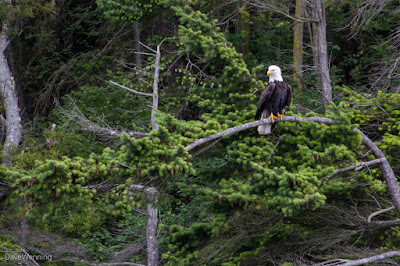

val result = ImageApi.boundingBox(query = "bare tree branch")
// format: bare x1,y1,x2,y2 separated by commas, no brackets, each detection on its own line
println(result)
245,0,316,22
354,128,400,215
109,80,152,97
58,98,149,139
13,244,41,266
184,116,336,152
319,251,400,266
108,242,146,264
367,206,395,223
334,158,386,174
337,0,390,40
59,258,145,266
366,218,400,230
139,41,157,54
192,138,221,157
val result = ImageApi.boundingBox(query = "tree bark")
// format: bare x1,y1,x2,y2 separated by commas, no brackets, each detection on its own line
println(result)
151,44,161,131
145,187,158,266
354,128,400,215
130,185,159,266
0,0,22,167
330,251,400,266
310,0,332,106
293,0,304,91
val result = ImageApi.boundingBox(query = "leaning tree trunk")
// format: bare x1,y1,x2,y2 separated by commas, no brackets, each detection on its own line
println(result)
0,1,22,168
310,0,332,106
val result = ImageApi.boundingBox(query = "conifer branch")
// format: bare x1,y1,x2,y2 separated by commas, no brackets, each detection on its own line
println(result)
184,116,400,215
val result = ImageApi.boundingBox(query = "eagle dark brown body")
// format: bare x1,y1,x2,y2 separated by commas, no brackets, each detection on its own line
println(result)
255,65,292,135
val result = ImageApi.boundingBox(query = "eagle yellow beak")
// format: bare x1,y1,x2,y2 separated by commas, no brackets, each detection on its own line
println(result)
267,70,273,75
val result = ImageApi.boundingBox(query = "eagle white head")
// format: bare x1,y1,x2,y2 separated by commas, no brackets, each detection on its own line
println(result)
267,65,283,83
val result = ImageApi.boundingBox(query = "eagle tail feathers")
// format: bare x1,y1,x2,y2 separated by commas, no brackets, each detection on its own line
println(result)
257,110,272,135
257,124,272,135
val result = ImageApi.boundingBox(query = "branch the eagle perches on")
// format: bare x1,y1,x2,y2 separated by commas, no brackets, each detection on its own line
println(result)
184,116,400,215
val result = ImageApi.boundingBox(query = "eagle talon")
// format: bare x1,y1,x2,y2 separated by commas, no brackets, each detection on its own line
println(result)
268,113,277,122
277,113,285,120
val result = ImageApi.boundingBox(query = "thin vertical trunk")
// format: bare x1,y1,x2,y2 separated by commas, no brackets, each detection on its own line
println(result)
151,44,160,131
131,184,159,266
293,0,304,91
0,0,22,167
146,187,158,266
311,22,321,89
310,0,332,106
133,21,142,81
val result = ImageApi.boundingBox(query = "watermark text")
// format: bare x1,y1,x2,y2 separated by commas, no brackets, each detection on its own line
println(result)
4,252,52,263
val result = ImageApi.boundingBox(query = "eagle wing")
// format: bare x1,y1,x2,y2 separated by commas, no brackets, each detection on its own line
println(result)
255,82,276,119
281,84,292,113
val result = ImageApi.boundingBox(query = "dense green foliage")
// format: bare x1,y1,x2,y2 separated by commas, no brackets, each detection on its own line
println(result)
1,0,400,265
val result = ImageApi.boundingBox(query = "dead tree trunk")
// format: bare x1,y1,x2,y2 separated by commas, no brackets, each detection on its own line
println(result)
145,187,158,266
151,44,161,131
310,0,332,106
130,185,159,266
0,1,22,167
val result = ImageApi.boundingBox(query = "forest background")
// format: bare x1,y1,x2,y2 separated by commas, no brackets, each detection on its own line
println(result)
1,0,400,265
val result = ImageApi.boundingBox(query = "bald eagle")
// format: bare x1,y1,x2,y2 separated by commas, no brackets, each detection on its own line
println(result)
255,65,292,135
